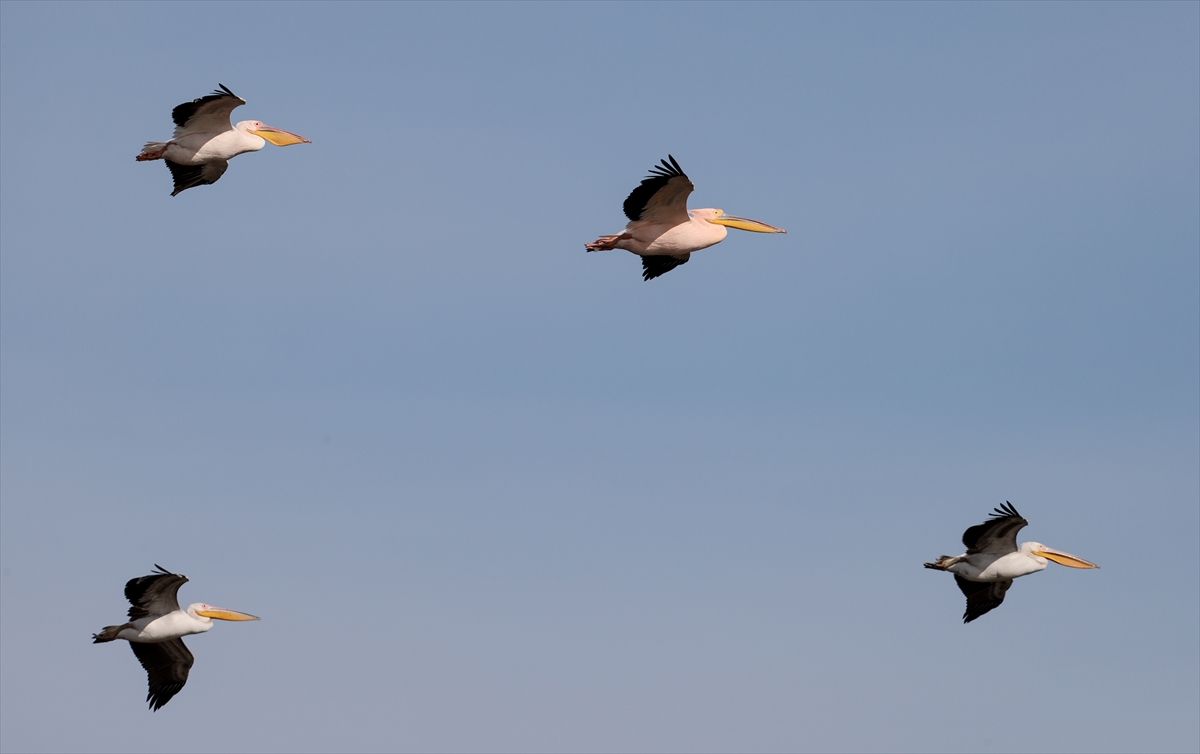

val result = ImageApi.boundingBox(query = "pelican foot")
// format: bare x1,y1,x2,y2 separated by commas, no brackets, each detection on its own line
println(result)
585,234,630,252
923,556,959,571
136,143,169,161
92,623,133,642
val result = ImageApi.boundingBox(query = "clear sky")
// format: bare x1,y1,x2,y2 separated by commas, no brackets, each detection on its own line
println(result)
1,2,1197,752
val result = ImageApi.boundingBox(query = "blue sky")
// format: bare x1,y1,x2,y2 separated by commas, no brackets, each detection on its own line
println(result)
1,2,1197,752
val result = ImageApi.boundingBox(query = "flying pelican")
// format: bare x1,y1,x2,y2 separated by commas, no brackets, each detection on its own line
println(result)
586,155,786,280
137,84,310,195
93,565,259,710
924,502,1099,623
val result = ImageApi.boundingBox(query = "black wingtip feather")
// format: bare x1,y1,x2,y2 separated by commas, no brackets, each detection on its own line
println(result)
171,84,242,128
123,567,188,619
130,639,193,711
622,155,689,222
954,575,1011,623
165,160,211,196
960,502,1029,553
991,501,1021,519
640,254,689,281
646,154,686,180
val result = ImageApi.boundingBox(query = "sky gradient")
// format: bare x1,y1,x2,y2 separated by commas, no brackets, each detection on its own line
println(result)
1,2,1198,752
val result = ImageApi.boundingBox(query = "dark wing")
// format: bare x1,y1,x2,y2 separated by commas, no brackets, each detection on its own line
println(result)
166,159,229,196
954,575,1012,623
171,84,244,137
623,155,694,224
962,501,1028,555
641,254,690,281
124,565,187,620
130,638,194,711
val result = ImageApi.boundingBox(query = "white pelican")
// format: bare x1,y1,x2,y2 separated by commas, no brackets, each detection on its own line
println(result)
586,155,787,280
92,565,259,710
137,84,310,195
924,502,1099,622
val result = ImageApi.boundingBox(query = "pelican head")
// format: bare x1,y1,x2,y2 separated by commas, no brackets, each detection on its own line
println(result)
188,603,261,622
696,208,786,234
1022,542,1100,569
238,120,311,146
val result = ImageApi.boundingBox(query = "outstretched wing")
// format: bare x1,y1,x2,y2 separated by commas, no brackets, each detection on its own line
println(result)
124,565,188,620
641,254,690,281
171,84,245,138
166,159,229,196
954,575,1013,623
623,155,694,225
129,638,194,710
962,501,1028,555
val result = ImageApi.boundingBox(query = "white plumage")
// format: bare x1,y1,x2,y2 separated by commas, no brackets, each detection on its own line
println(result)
586,155,786,280
137,84,310,195
92,565,259,710
924,502,1099,622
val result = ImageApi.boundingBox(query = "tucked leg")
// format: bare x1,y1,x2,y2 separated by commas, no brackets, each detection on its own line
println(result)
585,233,632,252
922,555,961,570
136,142,170,161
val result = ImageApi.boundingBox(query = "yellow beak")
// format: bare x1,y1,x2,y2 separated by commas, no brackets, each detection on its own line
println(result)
710,213,786,234
1036,547,1100,569
195,607,261,621
255,125,311,147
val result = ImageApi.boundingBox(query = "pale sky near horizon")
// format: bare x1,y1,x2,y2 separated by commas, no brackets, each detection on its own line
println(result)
1,2,1197,752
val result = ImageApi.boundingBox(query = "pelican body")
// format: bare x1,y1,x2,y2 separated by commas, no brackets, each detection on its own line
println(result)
924,502,1099,622
586,155,786,280
137,84,310,195
93,565,258,710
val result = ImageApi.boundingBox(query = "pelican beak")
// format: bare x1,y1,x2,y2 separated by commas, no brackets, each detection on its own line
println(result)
1035,546,1099,569
254,125,311,146
710,212,787,234
195,607,261,621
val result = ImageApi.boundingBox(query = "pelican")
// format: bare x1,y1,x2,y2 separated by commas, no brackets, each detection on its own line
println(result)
586,155,786,280
137,84,310,195
92,565,259,710
924,502,1099,622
